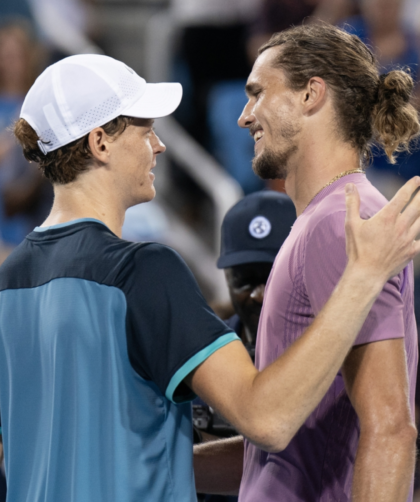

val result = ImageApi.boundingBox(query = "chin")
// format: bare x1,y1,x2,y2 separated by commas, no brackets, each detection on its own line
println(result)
129,186,156,208
252,142,298,180
252,150,287,180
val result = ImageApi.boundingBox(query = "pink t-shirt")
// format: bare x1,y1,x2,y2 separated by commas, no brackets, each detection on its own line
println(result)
239,173,418,502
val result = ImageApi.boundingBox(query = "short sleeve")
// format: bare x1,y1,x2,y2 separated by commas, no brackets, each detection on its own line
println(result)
122,243,239,403
303,212,404,346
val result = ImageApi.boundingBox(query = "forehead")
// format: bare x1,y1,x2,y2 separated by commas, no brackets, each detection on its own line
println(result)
245,47,287,95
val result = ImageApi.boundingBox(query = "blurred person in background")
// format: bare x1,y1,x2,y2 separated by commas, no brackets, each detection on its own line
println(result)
0,22,52,249
217,191,296,355
195,190,296,502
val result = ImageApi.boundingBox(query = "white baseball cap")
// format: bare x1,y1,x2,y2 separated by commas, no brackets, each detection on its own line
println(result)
20,54,183,154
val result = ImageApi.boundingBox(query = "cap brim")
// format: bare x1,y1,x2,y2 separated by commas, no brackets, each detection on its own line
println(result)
217,250,278,269
123,82,182,119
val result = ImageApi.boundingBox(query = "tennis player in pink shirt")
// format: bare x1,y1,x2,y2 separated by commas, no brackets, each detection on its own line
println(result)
195,24,420,502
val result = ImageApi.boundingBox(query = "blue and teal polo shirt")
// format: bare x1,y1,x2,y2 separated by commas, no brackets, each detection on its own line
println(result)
0,218,238,502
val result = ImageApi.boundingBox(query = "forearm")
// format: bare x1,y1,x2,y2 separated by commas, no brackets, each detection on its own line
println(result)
194,436,244,495
236,264,385,450
352,428,417,501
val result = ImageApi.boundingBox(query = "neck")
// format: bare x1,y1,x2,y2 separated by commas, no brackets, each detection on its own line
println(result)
42,173,127,237
284,135,361,216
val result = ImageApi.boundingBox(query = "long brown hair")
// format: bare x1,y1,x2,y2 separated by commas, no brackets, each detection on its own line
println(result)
259,24,420,163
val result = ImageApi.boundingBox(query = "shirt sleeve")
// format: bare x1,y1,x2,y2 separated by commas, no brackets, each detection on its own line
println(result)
122,243,239,403
303,211,405,346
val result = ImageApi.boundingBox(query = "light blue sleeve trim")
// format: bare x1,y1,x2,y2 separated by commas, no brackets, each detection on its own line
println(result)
165,332,240,404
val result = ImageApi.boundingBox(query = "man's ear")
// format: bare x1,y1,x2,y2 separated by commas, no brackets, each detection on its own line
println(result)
88,127,111,164
301,77,327,116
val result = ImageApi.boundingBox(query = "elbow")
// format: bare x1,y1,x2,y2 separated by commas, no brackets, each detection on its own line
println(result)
240,417,293,453
362,419,417,450
392,422,418,447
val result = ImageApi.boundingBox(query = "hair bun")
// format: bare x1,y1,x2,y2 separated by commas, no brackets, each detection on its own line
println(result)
373,68,419,163
378,70,413,104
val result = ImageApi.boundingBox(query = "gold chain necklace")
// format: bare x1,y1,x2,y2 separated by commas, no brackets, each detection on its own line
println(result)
304,168,364,211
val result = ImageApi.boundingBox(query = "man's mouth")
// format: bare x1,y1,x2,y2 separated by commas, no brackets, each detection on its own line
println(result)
253,130,264,143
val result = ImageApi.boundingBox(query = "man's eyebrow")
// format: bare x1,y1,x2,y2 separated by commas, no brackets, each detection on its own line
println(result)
245,82,262,97
143,119,155,129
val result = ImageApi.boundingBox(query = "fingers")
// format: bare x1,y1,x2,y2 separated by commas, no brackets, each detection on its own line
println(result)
388,176,420,215
345,183,360,225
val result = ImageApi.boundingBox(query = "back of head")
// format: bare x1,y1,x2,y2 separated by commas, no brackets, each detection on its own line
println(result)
259,24,420,163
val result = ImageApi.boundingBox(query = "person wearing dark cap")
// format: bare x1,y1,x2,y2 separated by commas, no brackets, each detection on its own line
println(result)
218,190,296,357
194,191,296,502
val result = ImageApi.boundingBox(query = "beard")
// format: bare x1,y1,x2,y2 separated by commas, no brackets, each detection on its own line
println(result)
252,143,297,180
251,116,301,180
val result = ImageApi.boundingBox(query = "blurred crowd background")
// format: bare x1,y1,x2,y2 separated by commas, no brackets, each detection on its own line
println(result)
0,0,420,500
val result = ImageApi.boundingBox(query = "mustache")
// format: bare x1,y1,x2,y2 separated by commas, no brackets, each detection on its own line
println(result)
249,123,263,137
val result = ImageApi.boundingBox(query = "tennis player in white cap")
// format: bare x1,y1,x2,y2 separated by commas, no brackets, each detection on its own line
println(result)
0,54,418,502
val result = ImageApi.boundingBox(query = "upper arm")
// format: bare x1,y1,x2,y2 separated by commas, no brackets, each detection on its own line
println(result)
124,244,238,402
342,338,413,432
185,340,258,435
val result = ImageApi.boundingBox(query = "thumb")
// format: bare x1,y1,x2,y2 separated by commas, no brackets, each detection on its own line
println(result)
345,183,360,225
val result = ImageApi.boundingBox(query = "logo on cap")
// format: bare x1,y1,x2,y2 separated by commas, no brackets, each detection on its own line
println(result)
249,216,271,239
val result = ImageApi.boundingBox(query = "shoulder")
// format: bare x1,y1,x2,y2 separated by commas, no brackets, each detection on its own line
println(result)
119,242,197,295
306,177,387,237
224,314,242,337
128,242,190,275
0,240,31,289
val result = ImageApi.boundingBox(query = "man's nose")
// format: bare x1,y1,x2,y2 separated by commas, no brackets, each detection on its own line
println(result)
250,284,265,304
153,133,166,155
238,101,254,129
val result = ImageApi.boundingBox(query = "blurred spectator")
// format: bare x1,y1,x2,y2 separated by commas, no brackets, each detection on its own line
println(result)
0,22,52,247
